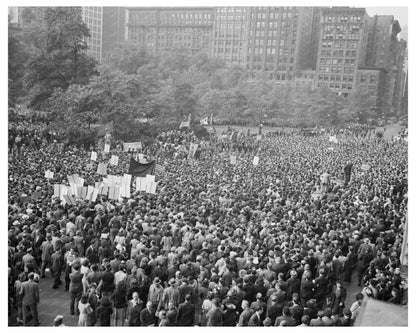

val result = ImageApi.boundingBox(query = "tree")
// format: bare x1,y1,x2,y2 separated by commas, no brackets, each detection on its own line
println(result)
23,7,97,109
107,42,152,74
8,23,29,105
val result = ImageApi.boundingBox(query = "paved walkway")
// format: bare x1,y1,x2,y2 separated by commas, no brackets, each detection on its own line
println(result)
9,269,363,327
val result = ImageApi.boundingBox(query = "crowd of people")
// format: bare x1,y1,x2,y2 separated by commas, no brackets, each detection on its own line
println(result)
8,110,408,326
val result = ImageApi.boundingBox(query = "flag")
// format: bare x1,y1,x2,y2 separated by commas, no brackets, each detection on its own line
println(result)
200,116,209,125
230,131,238,142
127,157,155,177
97,121,114,137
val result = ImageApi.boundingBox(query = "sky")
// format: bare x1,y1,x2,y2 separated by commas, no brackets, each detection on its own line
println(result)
366,7,408,26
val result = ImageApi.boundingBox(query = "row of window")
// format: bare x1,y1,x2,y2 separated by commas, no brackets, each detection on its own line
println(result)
320,58,356,65
360,74,377,84
214,41,243,46
322,41,358,48
318,66,356,74
323,32,360,40
320,50,357,57
323,15,362,23
213,47,242,53
214,33,244,39
317,82,354,90
318,74,354,82
323,24,361,31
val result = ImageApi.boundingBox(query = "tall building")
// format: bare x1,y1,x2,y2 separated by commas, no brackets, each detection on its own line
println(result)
365,16,405,115
245,7,316,82
102,7,126,61
126,7,214,55
211,7,249,66
81,7,103,62
315,7,370,96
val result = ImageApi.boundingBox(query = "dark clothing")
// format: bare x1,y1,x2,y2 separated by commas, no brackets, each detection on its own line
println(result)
96,303,113,326
176,301,195,326
140,308,155,326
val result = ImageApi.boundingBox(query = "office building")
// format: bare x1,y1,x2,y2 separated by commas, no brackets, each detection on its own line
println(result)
211,7,248,66
81,7,103,62
315,7,370,96
126,7,214,55
102,7,127,61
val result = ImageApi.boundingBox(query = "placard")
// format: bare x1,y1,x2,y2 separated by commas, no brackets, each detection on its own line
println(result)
123,142,142,151
104,144,110,153
253,156,259,166
91,151,97,161
230,155,237,165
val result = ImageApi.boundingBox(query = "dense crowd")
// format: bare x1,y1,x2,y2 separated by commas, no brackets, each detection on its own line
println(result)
8,110,408,326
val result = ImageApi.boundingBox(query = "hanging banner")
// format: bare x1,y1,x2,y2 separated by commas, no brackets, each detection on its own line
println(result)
123,142,142,151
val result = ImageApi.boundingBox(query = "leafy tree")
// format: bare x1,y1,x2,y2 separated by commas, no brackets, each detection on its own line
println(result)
107,42,152,74
23,7,97,109
8,24,29,105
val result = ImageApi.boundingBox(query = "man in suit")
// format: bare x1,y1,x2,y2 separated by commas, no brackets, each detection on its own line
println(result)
248,305,264,326
51,246,64,289
206,298,223,326
176,294,195,326
237,299,254,326
69,263,83,316
266,295,283,323
140,301,155,326
314,268,329,309
20,272,40,326
40,234,54,278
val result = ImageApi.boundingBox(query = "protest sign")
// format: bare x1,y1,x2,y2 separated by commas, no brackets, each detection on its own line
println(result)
104,144,110,153
97,163,108,175
110,155,119,166
86,186,95,201
86,163,93,170
230,155,237,165
188,143,198,159
44,170,54,179
91,151,97,161
253,156,259,166
91,189,100,202
108,186,121,200
256,134,262,141
361,164,370,171
136,177,147,192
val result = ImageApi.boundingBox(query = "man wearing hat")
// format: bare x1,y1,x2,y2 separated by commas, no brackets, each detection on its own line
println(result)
148,277,164,312
266,294,283,323
158,278,179,313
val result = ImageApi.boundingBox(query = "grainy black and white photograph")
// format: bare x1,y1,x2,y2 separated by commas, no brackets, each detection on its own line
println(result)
6,0,410,327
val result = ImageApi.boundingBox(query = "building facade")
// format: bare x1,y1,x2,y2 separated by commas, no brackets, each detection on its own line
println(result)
245,7,316,82
81,7,103,62
315,7,370,96
211,7,248,66
126,7,214,55
102,7,127,61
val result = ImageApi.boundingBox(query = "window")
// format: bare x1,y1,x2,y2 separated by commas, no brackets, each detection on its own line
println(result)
360,75,366,83
369,75,376,83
